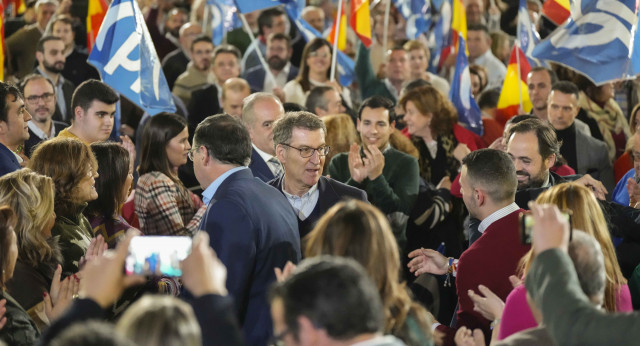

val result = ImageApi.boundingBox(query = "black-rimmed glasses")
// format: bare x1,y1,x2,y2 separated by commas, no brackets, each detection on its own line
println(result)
279,143,330,158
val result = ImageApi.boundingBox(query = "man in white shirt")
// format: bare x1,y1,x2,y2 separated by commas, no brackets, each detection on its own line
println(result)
467,24,506,88
243,93,285,182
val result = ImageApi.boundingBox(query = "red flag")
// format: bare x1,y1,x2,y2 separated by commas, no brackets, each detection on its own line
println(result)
87,0,108,53
350,0,371,47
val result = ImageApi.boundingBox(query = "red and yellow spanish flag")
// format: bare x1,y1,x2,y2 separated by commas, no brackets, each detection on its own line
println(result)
350,0,371,48
542,0,570,26
0,0,5,81
328,1,347,51
87,0,108,53
496,45,532,125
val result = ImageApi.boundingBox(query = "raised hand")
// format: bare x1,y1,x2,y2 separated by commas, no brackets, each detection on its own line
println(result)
468,284,505,321
348,143,368,183
181,232,228,297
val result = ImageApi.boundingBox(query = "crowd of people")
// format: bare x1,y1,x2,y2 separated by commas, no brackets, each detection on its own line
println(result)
2,0,640,345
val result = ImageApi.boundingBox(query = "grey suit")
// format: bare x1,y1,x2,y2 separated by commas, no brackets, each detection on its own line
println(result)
526,249,640,346
575,129,615,192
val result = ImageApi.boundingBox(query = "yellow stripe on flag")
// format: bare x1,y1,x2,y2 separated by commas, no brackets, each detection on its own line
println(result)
351,0,371,47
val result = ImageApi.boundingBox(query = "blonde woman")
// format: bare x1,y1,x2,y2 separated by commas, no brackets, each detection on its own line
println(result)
0,169,61,329
497,183,630,340
304,200,435,346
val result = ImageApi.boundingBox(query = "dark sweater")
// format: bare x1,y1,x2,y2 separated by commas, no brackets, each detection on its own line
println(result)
555,121,578,172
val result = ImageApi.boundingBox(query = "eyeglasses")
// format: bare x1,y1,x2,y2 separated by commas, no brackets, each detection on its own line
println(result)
280,143,330,158
268,328,291,346
187,147,199,161
25,93,54,104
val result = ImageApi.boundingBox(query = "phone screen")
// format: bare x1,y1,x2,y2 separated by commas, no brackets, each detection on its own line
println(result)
125,236,192,277
520,211,572,245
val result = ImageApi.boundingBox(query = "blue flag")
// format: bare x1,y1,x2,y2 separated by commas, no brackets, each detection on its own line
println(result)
284,0,356,86
431,0,452,72
207,0,242,45
517,0,545,67
393,0,432,39
88,0,176,115
449,35,483,136
234,0,279,13
532,0,639,84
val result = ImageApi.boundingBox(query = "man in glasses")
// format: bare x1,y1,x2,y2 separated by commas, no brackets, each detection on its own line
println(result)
20,74,67,157
34,35,75,124
270,111,367,238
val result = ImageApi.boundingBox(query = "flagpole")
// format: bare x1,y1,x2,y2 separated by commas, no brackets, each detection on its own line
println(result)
203,3,211,43
382,0,391,54
515,43,524,111
330,0,344,82
239,13,277,86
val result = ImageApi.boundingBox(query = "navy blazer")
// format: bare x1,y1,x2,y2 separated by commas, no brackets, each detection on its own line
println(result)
248,148,276,182
200,168,300,346
0,144,21,178
268,175,368,238
24,121,67,157
243,64,299,93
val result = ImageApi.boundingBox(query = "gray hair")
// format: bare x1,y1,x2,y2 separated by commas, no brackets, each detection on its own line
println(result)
272,111,326,150
569,231,606,306
242,92,283,128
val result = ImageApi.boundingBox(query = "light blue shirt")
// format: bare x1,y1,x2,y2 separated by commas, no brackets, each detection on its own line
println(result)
202,166,248,205
281,180,319,221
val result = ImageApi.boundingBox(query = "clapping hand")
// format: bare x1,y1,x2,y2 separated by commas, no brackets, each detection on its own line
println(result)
44,265,79,322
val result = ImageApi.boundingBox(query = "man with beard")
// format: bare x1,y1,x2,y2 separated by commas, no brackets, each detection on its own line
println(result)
506,118,608,207
145,6,188,60
244,33,298,97
0,82,32,175
19,74,67,157
34,36,75,124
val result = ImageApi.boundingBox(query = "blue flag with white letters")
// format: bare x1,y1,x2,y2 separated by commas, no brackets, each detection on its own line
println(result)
449,34,483,136
517,0,546,67
532,0,639,84
207,0,242,45
393,0,432,39
284,0,356,86
88,0,176,115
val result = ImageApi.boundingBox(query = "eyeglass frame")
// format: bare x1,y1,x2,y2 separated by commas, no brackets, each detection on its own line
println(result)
25,92,55,105
279,143,330,158
187,145,207,161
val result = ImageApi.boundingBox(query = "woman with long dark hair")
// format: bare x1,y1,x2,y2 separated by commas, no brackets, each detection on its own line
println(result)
135,113,205,236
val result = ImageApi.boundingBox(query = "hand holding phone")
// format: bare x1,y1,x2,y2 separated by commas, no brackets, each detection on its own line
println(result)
125,236,192,277
519,210,572,245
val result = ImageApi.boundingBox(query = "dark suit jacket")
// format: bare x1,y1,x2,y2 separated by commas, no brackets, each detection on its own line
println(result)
0,144,21,178
243,64,299,93
575,128,615,192
162,49,190,91
268,175,368,238
188,84,222,134
35,68,75,124
62,48,100,87
24,121,67,157
248,148,276,182
200,168,300,346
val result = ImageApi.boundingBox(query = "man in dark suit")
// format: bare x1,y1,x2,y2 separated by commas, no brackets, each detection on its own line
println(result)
243,33,299,95
19,74,67,157
0,82,31,176
506,118,608,207
547,81,615,191
191,114,300,346
242,93,285,182
34,36,75,124
269,111,367,238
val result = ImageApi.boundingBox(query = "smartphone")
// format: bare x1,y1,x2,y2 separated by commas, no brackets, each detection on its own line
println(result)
125,236,192,277
519,211,572,245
